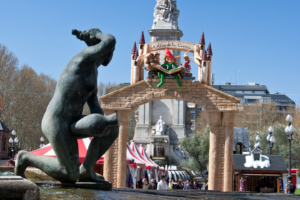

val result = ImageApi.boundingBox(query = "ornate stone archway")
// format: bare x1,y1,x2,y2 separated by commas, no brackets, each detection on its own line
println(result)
101,79,240,191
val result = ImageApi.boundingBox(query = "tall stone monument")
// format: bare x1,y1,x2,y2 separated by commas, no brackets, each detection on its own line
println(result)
134,0,189,165
150,0,183,65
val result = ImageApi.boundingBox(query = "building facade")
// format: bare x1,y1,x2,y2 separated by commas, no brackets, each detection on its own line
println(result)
0,120,10,159
211,82,295,111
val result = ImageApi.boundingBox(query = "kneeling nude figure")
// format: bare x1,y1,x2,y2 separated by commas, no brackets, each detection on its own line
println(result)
15,28,118,183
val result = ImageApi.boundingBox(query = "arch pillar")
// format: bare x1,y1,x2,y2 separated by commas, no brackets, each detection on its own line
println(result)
207,111,222,191
103,110,130,188
116,110,130,187
223,112,236,192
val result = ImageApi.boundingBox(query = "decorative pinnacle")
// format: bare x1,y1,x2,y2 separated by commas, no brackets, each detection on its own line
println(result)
133,48,139,60
199,32,205,44
207,42,213,55
131,42,137,54
139,31,145,44
202,50,208,61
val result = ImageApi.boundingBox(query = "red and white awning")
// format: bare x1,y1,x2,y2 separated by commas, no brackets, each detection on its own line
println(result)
130,140,157,169
28,137,104,164
126,143,146,167
21,138,161,169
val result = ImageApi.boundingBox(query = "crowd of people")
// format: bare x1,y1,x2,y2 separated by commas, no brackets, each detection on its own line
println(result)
141,175,208,191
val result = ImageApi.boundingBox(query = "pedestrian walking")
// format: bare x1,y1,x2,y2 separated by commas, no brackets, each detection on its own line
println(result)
157,175,169,190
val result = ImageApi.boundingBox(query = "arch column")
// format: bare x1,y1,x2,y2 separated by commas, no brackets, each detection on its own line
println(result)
207,111,221,190
223,112,236,192
116,110,130,188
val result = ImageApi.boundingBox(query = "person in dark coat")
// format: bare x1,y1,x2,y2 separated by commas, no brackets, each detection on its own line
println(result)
142,178,153,190
150,179,157,189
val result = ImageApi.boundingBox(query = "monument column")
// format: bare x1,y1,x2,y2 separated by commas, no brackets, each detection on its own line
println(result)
207,111,221,190
223,112,236,192
116,110,130,188
103,110,117,184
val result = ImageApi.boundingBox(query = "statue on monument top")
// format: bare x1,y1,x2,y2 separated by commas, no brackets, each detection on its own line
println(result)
153,0,179,29
155,116,166,135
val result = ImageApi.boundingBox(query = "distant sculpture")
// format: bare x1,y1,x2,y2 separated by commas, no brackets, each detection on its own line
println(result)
153,0,179,29
134,110,139,123
174,145,185,158
15,28,118,183
155,116,166,135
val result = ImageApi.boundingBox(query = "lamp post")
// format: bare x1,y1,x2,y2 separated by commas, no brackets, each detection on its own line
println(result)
8,130,18,160
266,126,275,155
285,114,295,193
40,137,45,148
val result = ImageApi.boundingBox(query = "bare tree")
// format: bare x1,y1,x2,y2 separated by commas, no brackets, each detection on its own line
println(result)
0,44,56,151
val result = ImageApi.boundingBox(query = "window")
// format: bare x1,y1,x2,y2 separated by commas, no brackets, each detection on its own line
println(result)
191,113,195,120
224,91,234,95
263,98,268,103
254,153,260,161
244,91,253,94
235,91,243,95
197,106,203,111
245,99,256,103
254,91,266,95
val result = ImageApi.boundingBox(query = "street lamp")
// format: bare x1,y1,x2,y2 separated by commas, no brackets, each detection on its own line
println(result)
40,137,45,148
266,126,275,155
285,114,295,193
8,130,18,160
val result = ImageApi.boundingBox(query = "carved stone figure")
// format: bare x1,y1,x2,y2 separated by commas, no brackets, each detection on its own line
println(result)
15,28,118,183
144,52,161,72
134,110,139,123
155,116,166,135
153,0,179,29
174,145,185,158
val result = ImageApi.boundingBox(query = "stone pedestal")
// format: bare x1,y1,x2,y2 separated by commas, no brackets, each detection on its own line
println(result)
0,176,40,200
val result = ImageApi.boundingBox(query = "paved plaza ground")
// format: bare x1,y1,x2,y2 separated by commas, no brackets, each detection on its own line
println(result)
39,186,300,200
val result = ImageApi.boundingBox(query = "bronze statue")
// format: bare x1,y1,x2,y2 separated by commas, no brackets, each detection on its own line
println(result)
15,28,118,183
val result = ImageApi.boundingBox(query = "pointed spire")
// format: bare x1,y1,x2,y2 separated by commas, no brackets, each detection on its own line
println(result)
202,50,208,61
139,31,145,44
131,42,137,54
199,32,205,44
207,42,213,55
133,48,139,60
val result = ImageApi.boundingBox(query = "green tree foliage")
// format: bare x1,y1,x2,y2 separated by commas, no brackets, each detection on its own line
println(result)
179,126,210,175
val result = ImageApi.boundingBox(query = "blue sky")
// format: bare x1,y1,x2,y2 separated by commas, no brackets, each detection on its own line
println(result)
1,0,299,103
